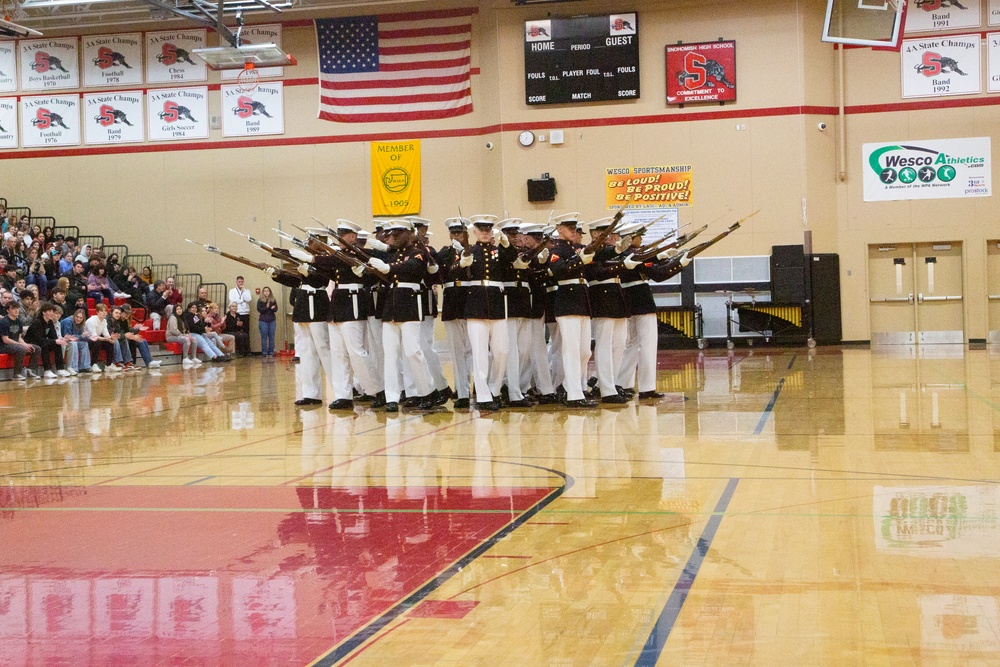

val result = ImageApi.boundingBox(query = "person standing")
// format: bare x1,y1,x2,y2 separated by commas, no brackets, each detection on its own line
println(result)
437,217,473,409
228,276,253,349
257,286,278,358
585,217,630,404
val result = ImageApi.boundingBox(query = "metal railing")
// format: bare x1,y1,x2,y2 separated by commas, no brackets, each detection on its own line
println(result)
103,245,129,265
202,282,229,308
78,235,105,252
30,216,57,233
124,254,153,277
176,273,203,305
6,206,30,222
150,263,178,283
52,225,79,241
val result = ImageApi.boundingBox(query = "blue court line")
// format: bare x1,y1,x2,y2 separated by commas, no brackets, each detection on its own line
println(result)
634,477,740,667
787,353,797,370
183,476,215,486
754,377,786,435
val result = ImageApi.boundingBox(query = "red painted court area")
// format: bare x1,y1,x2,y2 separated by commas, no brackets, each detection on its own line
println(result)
0,485,554,666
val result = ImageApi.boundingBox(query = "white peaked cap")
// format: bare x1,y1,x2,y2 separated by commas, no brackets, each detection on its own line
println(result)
616,221,645,236
336,219,361,232
469,214,499,227
551,212,581,226
305,227,329,236
498,217,523,231
445,216,471,229
406,216,431,227
587,216,616,233
383,219,414,232
519,223,545,235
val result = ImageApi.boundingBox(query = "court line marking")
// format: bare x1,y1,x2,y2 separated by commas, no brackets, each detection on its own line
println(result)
633,477,740,667
182,476,215,486
308,462,573,667
754,377,786,434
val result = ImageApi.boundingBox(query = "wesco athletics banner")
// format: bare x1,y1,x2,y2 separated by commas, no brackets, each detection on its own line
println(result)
863,137,991,202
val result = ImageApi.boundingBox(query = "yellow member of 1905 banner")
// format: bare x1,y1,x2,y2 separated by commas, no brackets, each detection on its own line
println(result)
371,140,421,216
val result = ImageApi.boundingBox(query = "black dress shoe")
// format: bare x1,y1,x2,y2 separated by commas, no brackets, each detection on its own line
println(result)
499,385,510,404
600,394,629,405
565,398,597,409
587,376,599,389
438,386,454,401
384,402,399,413
432,389,449,406
476,400,500,411
328,399,355,410
638,390,666,400
355,393,374,403
507,399,533,408
536,393,558,405
416,396,436,410
617,385,635,399
453,397,470,409
402,396,422,408
371,391,387,409
294,398,322,406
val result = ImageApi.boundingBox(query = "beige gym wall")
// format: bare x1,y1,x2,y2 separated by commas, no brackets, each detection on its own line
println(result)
2,0,995,341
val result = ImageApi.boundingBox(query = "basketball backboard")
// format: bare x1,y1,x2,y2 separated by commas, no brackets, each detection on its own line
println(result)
822,0,906,49
192,43,297,71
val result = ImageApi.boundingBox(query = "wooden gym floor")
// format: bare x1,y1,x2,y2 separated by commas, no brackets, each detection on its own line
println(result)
1,345,999,666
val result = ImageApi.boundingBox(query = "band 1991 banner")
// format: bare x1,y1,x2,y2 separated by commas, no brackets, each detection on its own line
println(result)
665,40,736,105
371,140,420,216
863,137,991,201
606,165,692,208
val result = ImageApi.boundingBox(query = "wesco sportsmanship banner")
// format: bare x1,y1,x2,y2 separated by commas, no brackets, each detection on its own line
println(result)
606,165,692,208
863,137,991,202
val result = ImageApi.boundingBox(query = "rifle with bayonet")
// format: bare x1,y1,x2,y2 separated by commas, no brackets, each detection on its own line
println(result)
629,224,710,263
310,217,374,261
185,239,300,281
227,228,305,266
654,210,759,281
279,228,389,283
582,207,626,254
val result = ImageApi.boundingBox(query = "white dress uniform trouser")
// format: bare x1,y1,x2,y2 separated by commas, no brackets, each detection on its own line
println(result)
383,320,432,403
548,322,564,390
616,313,659,393
367,316,384,386
592,317,628,397
505,317,531,401
556,315,591,401
444,319,472,399
329,320,382,400
527,316,555,396
295,321,333,401
421,315,450,392
466,318,508,403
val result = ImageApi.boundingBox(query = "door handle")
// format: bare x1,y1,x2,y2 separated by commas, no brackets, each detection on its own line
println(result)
869,297,912,303
989,295,1000,301
920,295,962,302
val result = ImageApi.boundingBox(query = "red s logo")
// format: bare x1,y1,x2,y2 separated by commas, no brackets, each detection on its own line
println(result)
97,104,115,127
683,52,707,89
160,43,177,66
161,100,179,123
234,96,255,119
35,108,52,129
96,47,114,69
920,0,941,10
613,18,624,30
920,51,942,77
34,51,50,73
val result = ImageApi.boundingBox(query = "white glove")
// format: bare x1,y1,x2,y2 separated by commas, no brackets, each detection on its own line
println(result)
451,239,464,252
513,257,530,270
623,254,641,270
367,239,389,252
679,252,692,267
656,248,677,261
351,264,366,277
297,263,310,277
289,248,313,263
427,262,439,275
615,237,630,254
264,267,276,277
578,250,595,265
493,229,509,247
536,247,550,264
459,252,474,268
369,257,390,274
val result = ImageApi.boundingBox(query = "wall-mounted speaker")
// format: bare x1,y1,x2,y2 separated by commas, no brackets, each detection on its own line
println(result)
527,178,556,202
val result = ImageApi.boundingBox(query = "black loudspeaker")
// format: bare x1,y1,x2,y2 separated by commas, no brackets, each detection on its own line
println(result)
772,244,805,269
527,178,556,202
771,245,805,303
807,253,841,344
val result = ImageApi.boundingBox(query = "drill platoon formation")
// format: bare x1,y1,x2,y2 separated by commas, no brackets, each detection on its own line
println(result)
196,210,746,412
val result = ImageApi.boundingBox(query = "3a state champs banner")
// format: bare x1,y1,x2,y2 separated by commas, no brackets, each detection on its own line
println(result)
0,98,17,148
147,87,208,141
83,33,143,87
145,30,207,83
221,82,284,137
0,43,16,93
371,140,420,216
19,38,80,91
863,137,991,201
905,0,982,32
20,94,80,147
84,91,143,144
221,24,284,80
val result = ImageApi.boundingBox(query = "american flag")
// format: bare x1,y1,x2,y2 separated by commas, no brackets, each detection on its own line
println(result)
316,8,475,123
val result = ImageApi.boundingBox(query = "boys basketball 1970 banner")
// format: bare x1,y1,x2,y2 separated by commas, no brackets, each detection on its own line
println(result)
371,140,420,216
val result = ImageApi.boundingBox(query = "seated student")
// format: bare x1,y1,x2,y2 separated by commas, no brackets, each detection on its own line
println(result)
24,301,71,378
146,280,169,329
63,260,88,307
0,300,41,381
182,301,227,362
205,302,235,354
83,303,119,373
108,305,135,369
58,249,74,275
60,307,91,375
166,303,199,366
87,262,115,305
49,287,69,318
119,305,161,370
223,301,251,357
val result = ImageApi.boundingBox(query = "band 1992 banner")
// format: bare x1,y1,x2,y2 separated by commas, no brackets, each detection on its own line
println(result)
371,140,420,216
863,137,991,201
665,40,736,105
901,35,981,98
606,166,692,208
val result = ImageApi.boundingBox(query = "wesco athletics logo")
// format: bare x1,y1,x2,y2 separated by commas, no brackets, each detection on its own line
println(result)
868,143,981,185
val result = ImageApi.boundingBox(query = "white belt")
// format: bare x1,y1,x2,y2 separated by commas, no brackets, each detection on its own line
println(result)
589,278,620,286
545,286,559,293
392,282,422,290
470,280,505,288
335,284,363,292
442,281,465,288
503,281,528,288
557,279,587,286
621,280,645,289
299,285,319,293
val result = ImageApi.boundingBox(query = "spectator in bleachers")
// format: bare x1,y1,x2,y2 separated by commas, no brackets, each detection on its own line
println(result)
183,301,227,362
63,260,88,307
0,300,41,381
63,236,77,257
30,224,42,243
58,249,74,275
194,285,211,308
166,303,198,366
24,247,47,298
0,287,12,310
109,305,134,369
49,287,69,318
205,302,235,355
1,236,20,266
147,280,169,329
120,305,161,370
75,244,94,268
228,276,252,333
17,289,39,323
41,227,55,248
1,264,15,291
83,303,118,374
87,262,115,305
257,286,277,358
24,301,71,378
140,266,154,285
60,307,91,375
163,276,183,311
224,301,251,357
120,267,146,306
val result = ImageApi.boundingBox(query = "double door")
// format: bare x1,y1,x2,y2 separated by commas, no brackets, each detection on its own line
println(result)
868,242,964,345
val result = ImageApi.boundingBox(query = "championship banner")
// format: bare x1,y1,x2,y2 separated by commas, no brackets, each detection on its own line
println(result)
222,24,283,80
19,38,80,91
20,94,80,147
84,91,144,145
992,0,1000,25
606,165,692,208
863,137,991,201
222,82,284,137
0,98,17,149
94,578,154,637
145,30,207,84
989,33,1000,92
905,0,981,32
901,35,980,98
371,140,420,216
83,33,143,87
665,40,736,105
0,43,16,93
147,87,209,141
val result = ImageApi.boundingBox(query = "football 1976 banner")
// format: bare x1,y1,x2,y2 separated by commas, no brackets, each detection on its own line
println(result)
371,140,420,216
606,166,692,208
665,40,736,105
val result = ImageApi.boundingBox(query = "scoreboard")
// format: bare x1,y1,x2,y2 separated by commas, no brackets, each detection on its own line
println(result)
524,13,640,106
